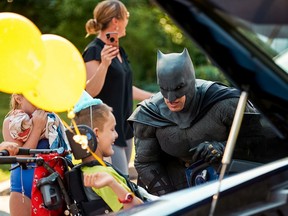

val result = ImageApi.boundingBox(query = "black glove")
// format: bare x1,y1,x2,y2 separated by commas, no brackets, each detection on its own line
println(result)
192,141,225,164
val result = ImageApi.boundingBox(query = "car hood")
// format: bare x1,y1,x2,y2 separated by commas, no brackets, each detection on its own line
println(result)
119,157,288,215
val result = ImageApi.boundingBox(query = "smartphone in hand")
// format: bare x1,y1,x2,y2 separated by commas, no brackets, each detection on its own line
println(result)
106,32,119,47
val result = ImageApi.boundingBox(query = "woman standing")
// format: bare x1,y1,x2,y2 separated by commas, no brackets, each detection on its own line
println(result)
83,0,152,176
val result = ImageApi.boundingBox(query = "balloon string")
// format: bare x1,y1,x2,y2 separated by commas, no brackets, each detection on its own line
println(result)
71,119,80,135
63,118,106,167
86,148,106,167
62,119,74,133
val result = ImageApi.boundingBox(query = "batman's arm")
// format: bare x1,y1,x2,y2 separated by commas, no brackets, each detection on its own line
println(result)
133,122,176,196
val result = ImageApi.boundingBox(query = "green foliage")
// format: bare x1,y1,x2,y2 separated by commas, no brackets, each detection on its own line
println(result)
52,0,99,51
0,92,11,177
196,65,230,85
0,0,227,120
0,0,221,90
0,93,11,142
0,0,227,143
0,166,10,182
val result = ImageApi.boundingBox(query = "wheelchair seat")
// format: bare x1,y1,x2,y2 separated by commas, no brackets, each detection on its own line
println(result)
65,163,112,216
64,125,144,215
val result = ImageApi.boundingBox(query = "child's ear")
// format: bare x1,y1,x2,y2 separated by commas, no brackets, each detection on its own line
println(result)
93,128,100,143
14,94,22,104
93,128,99,137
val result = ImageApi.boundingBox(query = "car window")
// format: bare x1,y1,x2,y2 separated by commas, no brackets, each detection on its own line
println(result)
215,9,288,74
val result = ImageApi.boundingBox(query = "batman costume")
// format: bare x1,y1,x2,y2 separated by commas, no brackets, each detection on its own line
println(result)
128,49,258,195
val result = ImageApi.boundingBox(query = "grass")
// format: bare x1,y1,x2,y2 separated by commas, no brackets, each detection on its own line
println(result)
0,165,10,182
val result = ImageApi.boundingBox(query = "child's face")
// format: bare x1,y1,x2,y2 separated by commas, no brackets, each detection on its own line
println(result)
97,112,118,157
15,95,37,115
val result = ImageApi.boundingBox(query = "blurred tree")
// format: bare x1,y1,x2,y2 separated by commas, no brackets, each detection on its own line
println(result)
0,0,230,142
0,0,226,90
196,65,230,86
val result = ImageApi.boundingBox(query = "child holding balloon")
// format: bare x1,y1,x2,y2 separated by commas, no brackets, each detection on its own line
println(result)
2,94,70,216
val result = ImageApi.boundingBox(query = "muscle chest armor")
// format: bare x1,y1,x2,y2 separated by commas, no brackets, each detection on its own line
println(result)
156,105,229,161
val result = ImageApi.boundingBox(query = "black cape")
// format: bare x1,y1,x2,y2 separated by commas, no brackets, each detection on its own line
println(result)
129,80,241,128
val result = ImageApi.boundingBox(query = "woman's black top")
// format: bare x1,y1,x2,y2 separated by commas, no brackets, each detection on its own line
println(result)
82,38,133,147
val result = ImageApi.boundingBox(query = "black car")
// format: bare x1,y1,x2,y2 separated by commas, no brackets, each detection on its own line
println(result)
117,0,288,215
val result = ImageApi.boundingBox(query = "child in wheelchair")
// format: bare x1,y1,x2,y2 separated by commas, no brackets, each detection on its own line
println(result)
0,94,157,216
66,96,157,215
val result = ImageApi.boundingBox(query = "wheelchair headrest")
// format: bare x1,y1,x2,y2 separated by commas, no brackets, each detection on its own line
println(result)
65,125,97,160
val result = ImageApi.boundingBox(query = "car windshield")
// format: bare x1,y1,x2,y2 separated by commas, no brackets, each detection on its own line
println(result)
215,9,288,74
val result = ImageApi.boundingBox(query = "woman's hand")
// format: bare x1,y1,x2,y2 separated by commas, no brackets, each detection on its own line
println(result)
85,45,119,98
101,45,119,67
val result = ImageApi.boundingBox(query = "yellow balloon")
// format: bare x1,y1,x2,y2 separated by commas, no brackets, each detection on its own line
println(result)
24,34,86,112
0,12,45,93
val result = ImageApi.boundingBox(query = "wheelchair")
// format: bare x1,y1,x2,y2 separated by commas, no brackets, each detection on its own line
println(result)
0,125,143,216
